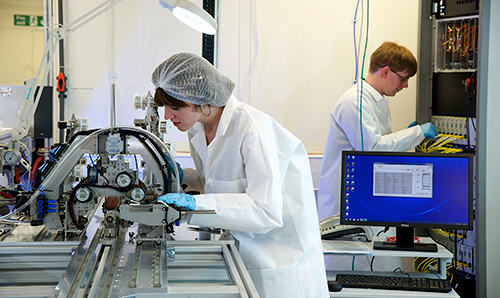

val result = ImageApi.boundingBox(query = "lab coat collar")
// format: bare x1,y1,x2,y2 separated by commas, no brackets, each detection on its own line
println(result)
188,94,238,142
216,95,238,137
359,78,387,103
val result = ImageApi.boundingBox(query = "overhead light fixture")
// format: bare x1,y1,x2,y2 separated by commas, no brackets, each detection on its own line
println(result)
159,0,217,35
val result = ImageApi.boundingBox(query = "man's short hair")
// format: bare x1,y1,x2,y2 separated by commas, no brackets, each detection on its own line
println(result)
369,41,418,76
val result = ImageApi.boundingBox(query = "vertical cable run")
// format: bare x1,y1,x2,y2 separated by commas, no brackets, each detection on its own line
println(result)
359,0,370,151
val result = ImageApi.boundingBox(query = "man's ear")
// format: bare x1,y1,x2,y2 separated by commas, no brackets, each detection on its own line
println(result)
380,66,390,79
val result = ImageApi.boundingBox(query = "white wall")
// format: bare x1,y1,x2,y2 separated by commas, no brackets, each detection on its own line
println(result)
0,0,44,133
64,0,206,150
0,0,44,85
218,0,420,152
63,0,420,154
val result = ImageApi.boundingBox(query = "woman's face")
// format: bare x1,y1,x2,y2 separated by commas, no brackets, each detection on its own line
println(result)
163,103,201,132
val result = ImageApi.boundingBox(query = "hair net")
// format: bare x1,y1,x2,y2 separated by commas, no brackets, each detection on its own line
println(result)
151,52,235,107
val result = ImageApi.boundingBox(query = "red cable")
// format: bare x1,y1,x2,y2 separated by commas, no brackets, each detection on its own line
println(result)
386,236,420,244
14,168,21,184
30,156,44,188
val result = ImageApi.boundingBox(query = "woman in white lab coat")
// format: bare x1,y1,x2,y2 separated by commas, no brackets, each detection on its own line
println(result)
151,52,329,298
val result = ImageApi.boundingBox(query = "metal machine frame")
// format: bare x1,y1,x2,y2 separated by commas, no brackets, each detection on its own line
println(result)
0,126,259,297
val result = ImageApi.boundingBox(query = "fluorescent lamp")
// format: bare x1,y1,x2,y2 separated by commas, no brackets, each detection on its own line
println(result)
159,0,217,35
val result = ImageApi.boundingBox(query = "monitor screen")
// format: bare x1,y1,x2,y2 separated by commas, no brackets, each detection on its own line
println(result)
340,151,473,252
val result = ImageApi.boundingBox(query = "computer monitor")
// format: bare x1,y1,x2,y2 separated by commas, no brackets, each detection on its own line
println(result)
340,151,473,252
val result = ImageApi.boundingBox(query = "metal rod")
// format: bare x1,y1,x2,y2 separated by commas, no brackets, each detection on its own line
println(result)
87,245,110,298
110,83,116,127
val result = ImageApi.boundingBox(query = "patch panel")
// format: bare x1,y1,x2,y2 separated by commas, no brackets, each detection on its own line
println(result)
432,116,468,135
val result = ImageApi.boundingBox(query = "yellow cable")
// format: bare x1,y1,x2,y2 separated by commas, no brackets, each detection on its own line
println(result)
419,258,437,273
417,133,467,153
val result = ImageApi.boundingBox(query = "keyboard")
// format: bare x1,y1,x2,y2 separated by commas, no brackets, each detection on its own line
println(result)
336,273,452,293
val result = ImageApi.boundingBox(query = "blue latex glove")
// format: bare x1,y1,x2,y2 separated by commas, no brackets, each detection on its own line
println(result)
407,121,417,128
157,193,196,210
420,122,438,140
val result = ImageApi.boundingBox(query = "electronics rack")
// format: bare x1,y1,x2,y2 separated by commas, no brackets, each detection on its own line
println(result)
431,14,478,151
417,1,479,297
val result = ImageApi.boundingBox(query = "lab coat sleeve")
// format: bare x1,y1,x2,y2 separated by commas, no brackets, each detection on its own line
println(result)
339,97,425,151
188,131,285,234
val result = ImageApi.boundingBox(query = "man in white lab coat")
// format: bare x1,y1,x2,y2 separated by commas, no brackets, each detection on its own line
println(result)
317,41,438,221
152,52,329,298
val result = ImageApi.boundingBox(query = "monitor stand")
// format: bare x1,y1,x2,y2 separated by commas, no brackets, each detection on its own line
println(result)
373,227,438,252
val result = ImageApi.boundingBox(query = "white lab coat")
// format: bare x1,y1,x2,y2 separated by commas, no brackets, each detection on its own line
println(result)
317,80,425,220
188,95,329,298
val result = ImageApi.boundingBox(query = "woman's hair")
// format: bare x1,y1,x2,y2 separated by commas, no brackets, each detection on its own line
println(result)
369,41,418,76
154,87,202,112
154,87,190,108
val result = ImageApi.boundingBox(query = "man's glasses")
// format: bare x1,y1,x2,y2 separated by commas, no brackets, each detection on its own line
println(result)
388,67,409,83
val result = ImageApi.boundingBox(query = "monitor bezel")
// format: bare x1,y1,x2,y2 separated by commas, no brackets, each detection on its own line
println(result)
339,150,474,231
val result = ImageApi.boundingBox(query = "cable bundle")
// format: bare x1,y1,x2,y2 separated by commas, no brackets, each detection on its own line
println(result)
416,134,466,153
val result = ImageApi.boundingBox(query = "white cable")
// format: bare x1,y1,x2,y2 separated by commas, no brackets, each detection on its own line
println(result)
354,0,364,150
238,0,259,104
357,0,364,79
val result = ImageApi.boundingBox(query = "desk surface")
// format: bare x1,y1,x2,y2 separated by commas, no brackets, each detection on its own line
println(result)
328,287,460,298
324,238,458,298
323,237,453,259
327,271,460,298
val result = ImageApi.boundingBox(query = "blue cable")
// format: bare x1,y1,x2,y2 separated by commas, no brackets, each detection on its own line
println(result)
359,0,370,151
88,154,97,182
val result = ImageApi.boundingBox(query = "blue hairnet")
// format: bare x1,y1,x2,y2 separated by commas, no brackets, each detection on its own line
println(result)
151,52,235,107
